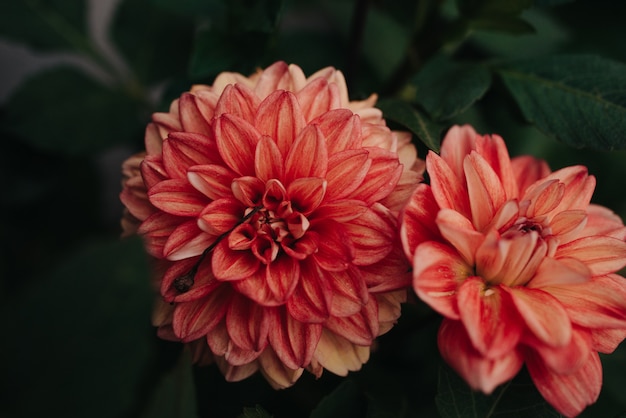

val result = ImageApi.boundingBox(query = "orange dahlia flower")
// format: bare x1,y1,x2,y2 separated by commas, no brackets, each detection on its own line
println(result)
401,125,626,416
120,61,423,387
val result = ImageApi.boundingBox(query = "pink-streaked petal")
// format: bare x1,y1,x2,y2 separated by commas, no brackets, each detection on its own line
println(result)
163,219,214,261
172,284,232,342
214,83,260,122
484,199,519,232
324,149,371,200
287,177,326,215
463,151,506,231
523,179,564,218
438,318,523,395
257,348,304,389
162,132,216,179
255,136,285,182
284,124,329,182
343,205,395,265
179,92,212,135
198,197,245,235
360,245,412,293
549,209,587,242
187,164,236,200
161,257,220,303
555,236,626,276
523,328,591,375
526,349,601,417
310,221,354,271
232,268,283,307
326,266,369,317
287,259,332,323
534,165,595,215
427,150,470,216
144,122,164,155
141,155,168,189
413,241,472,319
148,179,209,217
266,254,300,303
439,125,479,181
325,296,379,346
544,274,626,329
511,155,551,196
228,223,256,251
457,278,523,358
583,204,626,240
312,329,370,376
226,293,270,352
255,90,306,156
348,147,402,205
528,256,591,288
214,114,260,176
262,179,287,211
436,208,483,266
268,307,322,369
137,211,180,258
505,286,571,347
231,176,265,207
212,239,260,281
209,321,262,366
590,328,626,354
254,61,292,98
474,133,518,200
311,109,362,154
312,199,368,223
296,77,341,121
399,184,442,259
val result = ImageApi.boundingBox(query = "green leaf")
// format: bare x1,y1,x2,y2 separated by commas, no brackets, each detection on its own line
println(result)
310,379,365,418
111,0,195,86
376,98,444,152
0,0,88,52
3,67,142,155
497,54,626,151
239,404,274,418
141,352,198,418
410,56,492,121
0,238,155,418
436,364,563,418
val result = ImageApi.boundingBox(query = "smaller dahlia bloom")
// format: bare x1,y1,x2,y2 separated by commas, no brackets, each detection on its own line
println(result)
120,61,423,387
401,125,626,416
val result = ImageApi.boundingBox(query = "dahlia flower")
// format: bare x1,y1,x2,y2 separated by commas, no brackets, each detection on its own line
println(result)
400,125,626,416
120,61,423,387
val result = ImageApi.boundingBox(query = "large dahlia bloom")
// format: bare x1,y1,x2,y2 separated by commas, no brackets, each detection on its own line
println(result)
401,125,626,416
120,62,423,387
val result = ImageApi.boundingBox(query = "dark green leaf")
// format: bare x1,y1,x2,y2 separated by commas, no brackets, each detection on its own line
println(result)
436,364,562,418
141,352,198,418
239,404,274,418
469,15,535,34
111,0,195,86
497,54,626,151
0,0,88,52
310,379,364,418
0,238,155,418
410,56,492,121
377,98,444,152
3,67,142,155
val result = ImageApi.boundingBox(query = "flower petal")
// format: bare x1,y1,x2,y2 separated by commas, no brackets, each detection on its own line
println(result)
463,151,506,231
524,328,591,375
178,93,212,135
324,149,371,200
214,83,260,122
526,349,601,417
162,132,218,179
436,208,483,266
255,90,306,156
257,348,304,389
148,179,209,217
266,254,300,303
312,329,370,376
555,236,626,276
343,205,395,265
163,219,214,260
427,150,470,215
325,296,379,345
172,284,232,342
268,307,322,369
287,259,332,323
284,124,329,182
212,239,260,281
287,177,326,215
311,109,362,154
255,136,285,182
348,147,402,205
187,164,236,200
214,113,260,176
400,183,442,259
326,266,369,317
226,293,270,352
296,77,341,121
198,197,245,235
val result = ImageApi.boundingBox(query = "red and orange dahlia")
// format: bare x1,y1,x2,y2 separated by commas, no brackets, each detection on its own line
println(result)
120,62,423,387
401,125,626,416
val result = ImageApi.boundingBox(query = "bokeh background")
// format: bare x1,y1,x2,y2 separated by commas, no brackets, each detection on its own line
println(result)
1,0,626,417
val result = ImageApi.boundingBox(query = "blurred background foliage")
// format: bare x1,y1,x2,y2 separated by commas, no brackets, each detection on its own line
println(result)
1,0,626,416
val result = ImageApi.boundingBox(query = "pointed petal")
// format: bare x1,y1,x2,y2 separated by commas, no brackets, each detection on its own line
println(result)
555,236,626,276
257,348,304,389
427,150,470,216
505,286,571,347
511,155,551,196
214,83,260,122
198,197,245,235
287,259,332,323
524,179,564,218
255,90,305,156
266,254,300,303
179,93,212,135
232,268,282,307
457,278,523,358
162,132,217,179
226,294,270,352
438,318,523,395
187,164,236,200
284,124,329,182
413,242,471,319
463,152,506,231
325,296,379,345
348,148,403,205
163,219,214,260
141,154,168,189
172,285,231,342
524,328,591,375
214,114,260,176
526,349,601,417
296,77,341,121
268,308,322,369
324,149,371,200
231,176,265,207
148,179,209,216
255,136,284,182
137,211,180,258
326,267,369,317
311,109,362,154
312,329,370,376
400,183,442,259
310,221,354,271
436,208,483,266
212,239,260,281
343,205,395,265
287,177,326,215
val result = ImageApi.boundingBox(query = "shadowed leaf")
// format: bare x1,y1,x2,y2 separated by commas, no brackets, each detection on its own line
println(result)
376,99,443,152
